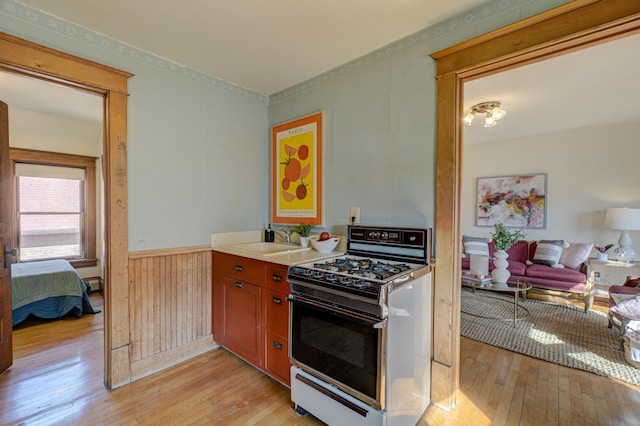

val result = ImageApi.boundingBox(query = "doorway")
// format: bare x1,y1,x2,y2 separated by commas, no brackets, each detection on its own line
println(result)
2,69,105,364
0,32,132,387
429,0,640,411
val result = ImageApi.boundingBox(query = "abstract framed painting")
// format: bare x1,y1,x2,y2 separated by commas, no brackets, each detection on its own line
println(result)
476,173,547,229
271,111,324,226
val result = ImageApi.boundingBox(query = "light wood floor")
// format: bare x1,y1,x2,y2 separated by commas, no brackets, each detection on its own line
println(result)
1,294,639,425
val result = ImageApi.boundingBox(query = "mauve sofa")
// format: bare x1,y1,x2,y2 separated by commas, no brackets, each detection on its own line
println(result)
462,240,592,311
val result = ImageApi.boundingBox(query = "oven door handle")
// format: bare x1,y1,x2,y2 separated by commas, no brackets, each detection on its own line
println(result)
288,294,385,328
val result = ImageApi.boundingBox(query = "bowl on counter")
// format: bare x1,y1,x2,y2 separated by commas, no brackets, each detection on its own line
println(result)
309,236,340,253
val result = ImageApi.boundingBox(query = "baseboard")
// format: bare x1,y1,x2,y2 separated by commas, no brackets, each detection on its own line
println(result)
130,336,219,382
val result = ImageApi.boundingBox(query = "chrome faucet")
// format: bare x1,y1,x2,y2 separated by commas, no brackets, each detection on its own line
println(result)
276,227,291,244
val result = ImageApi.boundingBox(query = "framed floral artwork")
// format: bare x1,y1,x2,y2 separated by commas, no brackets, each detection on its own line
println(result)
271,111,324,226
476,173,547,229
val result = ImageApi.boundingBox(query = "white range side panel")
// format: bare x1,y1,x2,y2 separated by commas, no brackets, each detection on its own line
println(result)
386,271,432,426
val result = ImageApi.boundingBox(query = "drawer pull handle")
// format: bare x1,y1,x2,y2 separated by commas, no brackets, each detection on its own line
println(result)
272,274,283,282
234,282,243,289
272,297,282,305
272,340,283,350
234,265,244,272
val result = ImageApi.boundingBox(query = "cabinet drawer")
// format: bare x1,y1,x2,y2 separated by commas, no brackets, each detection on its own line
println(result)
265,264,289,292
264,331,290,385
214,252,265,284
264,289,289,337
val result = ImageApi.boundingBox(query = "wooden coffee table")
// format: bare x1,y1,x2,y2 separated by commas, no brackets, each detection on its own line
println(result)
462,279,532,327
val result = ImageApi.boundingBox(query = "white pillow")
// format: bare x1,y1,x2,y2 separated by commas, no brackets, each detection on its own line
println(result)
533,240,564,266
610,295,640,321
611,292,638,305
463,235,489,256
559,242,593,270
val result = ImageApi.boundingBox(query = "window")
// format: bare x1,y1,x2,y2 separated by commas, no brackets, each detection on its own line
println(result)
16,164,85,261
10,148,98,267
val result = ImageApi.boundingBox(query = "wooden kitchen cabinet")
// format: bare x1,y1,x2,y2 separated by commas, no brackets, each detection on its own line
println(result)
263,288,289,383
218,276,262,365
212,252,291,385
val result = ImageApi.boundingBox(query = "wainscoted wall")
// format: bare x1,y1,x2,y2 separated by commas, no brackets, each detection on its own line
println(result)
128,246,217,380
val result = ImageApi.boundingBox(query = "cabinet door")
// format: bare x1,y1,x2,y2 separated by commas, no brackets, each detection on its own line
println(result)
219,276,262,366
264,330,290,385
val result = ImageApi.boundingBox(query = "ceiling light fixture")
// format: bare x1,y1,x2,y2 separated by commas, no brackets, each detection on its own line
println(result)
463,101,506,128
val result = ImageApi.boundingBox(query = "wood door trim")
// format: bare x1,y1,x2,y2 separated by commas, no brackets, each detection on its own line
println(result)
0,31,133,388
429,0,640,411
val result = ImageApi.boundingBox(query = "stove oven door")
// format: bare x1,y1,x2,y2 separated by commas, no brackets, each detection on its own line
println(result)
289,295,386,410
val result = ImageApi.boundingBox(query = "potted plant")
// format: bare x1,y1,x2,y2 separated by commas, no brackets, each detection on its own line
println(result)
290,223,316,247
594,243,614,261
490,223,526,251
490,224,526,284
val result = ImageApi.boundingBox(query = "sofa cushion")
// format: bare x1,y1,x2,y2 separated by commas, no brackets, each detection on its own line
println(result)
533,240,564,266
506,260,527,276
524,276,586,293
559,242,593,270
488,240,529,263
624,276,640,288
525,263,586,283
463,235,489,256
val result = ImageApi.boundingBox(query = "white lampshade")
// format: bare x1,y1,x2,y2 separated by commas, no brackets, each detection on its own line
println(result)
470,254,489,276
605,207,640,263
604,208,640,230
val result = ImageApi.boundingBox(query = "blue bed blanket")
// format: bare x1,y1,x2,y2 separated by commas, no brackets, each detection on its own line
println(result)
11,259,100,326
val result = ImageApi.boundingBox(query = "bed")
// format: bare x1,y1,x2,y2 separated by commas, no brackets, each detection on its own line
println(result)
11,259,100,327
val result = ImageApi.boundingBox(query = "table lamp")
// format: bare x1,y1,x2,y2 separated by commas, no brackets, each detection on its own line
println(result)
604,207,640,263
470,254,489,277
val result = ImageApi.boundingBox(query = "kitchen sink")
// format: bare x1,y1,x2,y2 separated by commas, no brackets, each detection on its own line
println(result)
226,242,311,256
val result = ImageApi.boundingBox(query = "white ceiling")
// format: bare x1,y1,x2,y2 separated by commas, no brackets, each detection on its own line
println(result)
0,72,103,123
3,1,639,142
463,34,640,144
16,0,490,96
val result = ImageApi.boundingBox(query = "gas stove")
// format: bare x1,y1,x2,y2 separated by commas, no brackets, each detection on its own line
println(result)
287,225,432,319
288,225,433,424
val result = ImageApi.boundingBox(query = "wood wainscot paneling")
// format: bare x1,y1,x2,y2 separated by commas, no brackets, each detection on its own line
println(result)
128,246,217,380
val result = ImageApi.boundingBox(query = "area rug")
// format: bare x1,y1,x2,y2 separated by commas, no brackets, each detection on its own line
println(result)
460,287,640,386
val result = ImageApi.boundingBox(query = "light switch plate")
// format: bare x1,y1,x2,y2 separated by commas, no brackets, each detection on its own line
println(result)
350,207,360,224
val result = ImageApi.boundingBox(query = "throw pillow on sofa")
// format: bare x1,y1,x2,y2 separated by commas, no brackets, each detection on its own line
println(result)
462,235,489,257
624,276,640,288
533,240,565,266
559,242,593,270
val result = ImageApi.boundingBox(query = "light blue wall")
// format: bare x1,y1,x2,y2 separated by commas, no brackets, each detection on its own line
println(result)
0,0,569,250
269,0,570,235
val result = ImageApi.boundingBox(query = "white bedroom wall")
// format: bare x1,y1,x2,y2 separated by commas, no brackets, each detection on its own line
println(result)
461,121,640,254
9,107,104,279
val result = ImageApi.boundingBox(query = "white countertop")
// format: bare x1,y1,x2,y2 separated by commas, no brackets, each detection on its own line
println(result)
211,230,345,266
